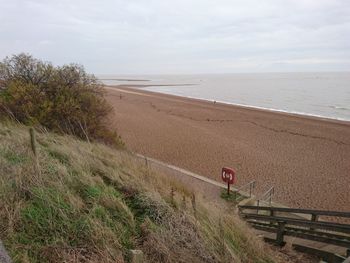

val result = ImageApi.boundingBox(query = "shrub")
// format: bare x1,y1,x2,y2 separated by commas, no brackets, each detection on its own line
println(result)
0,53,123,147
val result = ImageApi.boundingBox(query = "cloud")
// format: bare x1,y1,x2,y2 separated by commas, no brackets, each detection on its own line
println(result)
0,0,349,73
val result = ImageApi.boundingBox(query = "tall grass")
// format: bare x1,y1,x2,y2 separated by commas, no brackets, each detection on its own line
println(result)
0,121,276,263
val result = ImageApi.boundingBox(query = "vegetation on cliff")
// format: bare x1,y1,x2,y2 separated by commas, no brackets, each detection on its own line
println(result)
0,121,276,263
0,54,122,147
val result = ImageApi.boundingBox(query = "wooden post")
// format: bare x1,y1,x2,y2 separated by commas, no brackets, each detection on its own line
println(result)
29,127,37,156
270,210,275,226
310,214,318,231
29,128,41,176
276,221,286,246
170,187,175,203
130,250,143,263
182,195,186,209
191,193,196,215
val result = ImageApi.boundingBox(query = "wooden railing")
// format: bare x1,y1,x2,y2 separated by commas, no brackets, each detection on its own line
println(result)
239,205,350,263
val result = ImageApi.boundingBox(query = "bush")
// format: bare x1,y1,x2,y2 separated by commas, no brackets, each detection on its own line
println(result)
0,53,123,147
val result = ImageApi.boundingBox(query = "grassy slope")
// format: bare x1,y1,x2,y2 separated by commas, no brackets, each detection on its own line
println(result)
0,121,276,263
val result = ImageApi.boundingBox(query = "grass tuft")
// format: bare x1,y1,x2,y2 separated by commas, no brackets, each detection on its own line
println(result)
220,189,247,203
47,149,70,165
1,149,28,165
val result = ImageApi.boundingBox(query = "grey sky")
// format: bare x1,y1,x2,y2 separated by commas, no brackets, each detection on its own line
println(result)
0,0,349,74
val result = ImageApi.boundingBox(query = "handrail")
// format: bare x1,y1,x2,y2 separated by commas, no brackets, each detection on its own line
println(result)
239,205,350,218
248,221,350,241
259,186,274,201
233,180,256,200
239,204,350,260
250,222,350,248
257,186,274,206
241,213,350,234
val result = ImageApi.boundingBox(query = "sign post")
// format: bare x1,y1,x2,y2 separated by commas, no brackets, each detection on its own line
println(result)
221,167,236,195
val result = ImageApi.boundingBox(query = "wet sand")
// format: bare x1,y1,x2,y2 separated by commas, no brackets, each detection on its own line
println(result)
105,86,350,212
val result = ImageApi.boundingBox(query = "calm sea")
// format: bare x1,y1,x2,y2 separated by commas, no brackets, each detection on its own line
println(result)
99,72,350,122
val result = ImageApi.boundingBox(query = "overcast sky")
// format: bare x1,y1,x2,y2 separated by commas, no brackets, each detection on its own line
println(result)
0,0,349,74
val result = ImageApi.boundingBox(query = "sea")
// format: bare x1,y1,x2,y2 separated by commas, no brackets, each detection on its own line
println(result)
98,72,350,122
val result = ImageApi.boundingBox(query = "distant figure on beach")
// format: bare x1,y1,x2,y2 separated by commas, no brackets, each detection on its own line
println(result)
214,100,216,104
120,94,122,100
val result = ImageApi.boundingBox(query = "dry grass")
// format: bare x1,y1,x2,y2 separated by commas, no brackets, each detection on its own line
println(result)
0,121,278,263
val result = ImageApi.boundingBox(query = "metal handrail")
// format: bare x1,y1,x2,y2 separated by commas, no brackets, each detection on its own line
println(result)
234,180,256,201
257,186,274,207
234,180,256,199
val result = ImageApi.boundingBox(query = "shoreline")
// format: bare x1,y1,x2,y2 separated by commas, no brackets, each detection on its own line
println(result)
105,85,350,126
143,91,350,124
105,85,350,212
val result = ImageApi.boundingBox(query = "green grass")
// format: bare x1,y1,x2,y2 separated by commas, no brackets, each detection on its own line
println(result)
0,149,28,165
47,149,70,165
0,122,277,263
220,189,247,203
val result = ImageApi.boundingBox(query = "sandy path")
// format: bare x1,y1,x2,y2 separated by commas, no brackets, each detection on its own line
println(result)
105,86,350,212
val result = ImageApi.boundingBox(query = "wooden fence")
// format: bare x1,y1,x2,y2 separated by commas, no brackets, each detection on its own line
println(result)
239,205,350,263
